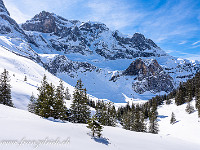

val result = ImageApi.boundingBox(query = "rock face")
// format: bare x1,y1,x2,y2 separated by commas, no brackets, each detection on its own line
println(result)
21,11,167,59
111,59,174,94
0,0,9,15
0,0,25,35
42,55,97,76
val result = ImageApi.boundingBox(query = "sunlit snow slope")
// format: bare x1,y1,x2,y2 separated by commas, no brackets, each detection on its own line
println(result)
0,104,199,150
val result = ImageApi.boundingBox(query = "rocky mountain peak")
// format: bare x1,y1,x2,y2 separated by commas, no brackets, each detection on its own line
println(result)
79,21,109,33
123,58,147,76
132,33,145,40
0,0,9,16
110,58,174,94
22,11,80,37
131,33,159,51
22,11,58,34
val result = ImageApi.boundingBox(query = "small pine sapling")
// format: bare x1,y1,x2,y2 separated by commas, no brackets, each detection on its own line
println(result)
87,116,103,138
170,112,176,125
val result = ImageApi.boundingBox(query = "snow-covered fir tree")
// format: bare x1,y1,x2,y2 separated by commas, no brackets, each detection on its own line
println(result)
28,93,37,113
54,80,67,120
65,87,71,100
35,75,67,120
148,101,159,134
0,69,13,107
95,101,117,126
170,112,176,125
185,101,194,114
131,104,146,132
87,116,103,138
70,79,91,123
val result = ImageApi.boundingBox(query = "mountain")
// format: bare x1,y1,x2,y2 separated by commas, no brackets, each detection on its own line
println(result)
19,11,200,102
21,11,166,59
0,0,199,102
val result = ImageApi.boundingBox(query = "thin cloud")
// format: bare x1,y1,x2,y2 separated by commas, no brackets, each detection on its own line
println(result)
179,41,187,45
85,0,145,30
191,44,200,49
4,1,31,23
182,53,200,61
192,41,200,45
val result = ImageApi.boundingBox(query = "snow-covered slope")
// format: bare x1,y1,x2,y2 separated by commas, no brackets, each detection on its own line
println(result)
158,99,200,144
0,45,74,109
0,104,199,150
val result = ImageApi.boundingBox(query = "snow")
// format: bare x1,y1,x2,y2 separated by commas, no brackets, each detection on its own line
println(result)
0,104,199,150
158,99,200,145
0,46,74,110
0,44,199,150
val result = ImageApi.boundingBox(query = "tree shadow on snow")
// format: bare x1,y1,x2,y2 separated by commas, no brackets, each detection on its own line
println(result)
92,137,110,145
87,133,110,145
158,115,168,119
45,117,66,123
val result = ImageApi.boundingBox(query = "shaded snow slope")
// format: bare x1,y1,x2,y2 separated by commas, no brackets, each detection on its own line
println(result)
0,104,199,150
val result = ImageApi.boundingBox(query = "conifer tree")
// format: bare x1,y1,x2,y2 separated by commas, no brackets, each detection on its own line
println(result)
24,76,27,81
54,80,67,120
131,105,146,132
170,112,176,124
39,82,56,118
149,107,159,134
196,98,200,118
0,69,13,107
121,110,133,130
95,100,107,125
175,83,186,106
185,101,194,114
106,102,117,126
65,87,71,100
35,75,48,115
166,99,171,105
70,79,91,123
28,93,37,113
87,116,103,138
95,101,117,126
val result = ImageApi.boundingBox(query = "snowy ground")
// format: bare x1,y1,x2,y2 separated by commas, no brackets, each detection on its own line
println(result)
0,104,200,150
0,45,75,109
158,99,200,145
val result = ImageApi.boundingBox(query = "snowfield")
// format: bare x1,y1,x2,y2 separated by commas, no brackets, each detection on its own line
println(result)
0,104,200,150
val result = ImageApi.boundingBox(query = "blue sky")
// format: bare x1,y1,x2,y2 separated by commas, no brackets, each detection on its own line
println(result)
4,0,200,60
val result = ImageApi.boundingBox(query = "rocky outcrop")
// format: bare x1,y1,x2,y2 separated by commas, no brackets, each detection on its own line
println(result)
111,59,174,94
42,55,97,77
